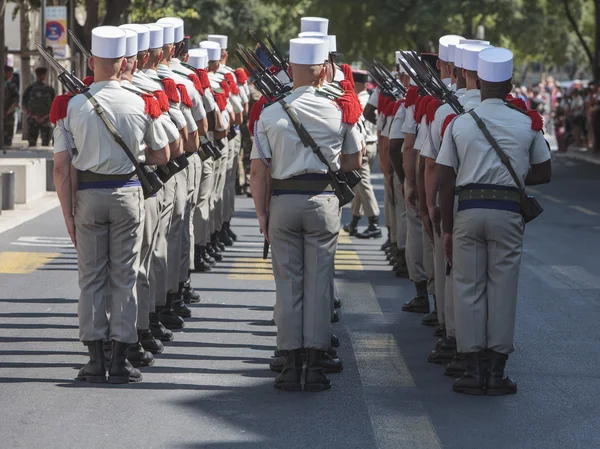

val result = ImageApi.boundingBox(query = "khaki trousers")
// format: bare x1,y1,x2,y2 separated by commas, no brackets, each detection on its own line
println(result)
444,198,459,338
136,195,160,330
269,193,340,351
194,158,214,247
453,209,524,355
224,133,240,223
350,142,379,218
393,173,407,251
212,138,229,234
433,231,445,324
167,168,188,293
180,154,200,281
153,178,176,308
188,154,202,270
75,186,144,344
384,176,394,232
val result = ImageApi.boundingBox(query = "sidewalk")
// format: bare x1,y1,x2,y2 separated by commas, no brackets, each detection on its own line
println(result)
547,134,600,165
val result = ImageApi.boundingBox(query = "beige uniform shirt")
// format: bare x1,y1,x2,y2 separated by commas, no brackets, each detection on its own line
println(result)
436,98,551,187
169,58,207,122
53,80,168,174
212,69,244,114
250,85,362,179
358,90,377,144
389,103,407,140
156,64,198,132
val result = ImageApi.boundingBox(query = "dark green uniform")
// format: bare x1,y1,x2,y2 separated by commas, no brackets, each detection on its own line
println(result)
23,81,55,146
3,79,19,146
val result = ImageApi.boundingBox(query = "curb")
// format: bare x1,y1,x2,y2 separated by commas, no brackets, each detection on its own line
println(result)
0,192,59,236
552,151,600,166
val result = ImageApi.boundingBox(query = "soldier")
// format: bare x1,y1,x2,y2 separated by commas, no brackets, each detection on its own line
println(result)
344,69,381,238
437,47,551,395
422,41,490,371
250,37,362,392
155,21,199,322
22,67,55,147
3,65,19,146
52,26,170,383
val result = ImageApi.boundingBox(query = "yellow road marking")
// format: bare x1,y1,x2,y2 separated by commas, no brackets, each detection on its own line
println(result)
570,205,599,216
542,195,566,204
0,252,60,274
228,274,274,281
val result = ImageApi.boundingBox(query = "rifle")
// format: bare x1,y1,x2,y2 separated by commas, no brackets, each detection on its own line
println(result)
68,30,92,60
37,44,163,199
249,30,291,80
360,58,404,101
399,50,464,114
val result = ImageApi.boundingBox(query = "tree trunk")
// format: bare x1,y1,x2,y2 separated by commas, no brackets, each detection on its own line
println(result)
564,0,594,78
20,1,31,141
0,0,7,151
102,0,131,26
595,0,600,80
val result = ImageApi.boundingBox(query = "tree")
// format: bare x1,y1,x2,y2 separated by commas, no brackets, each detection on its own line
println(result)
1,0,7,150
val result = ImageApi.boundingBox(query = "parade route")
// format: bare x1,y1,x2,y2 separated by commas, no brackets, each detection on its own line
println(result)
0,155,599,449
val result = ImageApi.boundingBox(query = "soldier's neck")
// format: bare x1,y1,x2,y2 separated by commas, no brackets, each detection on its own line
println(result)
158,59,170,68
121,72,133,83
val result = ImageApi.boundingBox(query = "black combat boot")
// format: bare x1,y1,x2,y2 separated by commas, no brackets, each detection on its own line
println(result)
205,242,221,262
138,328,164,354
194,245,212,272
224,221,237,241
355,216,383,239
269,354,285,373
421,306,439,327
327,346,338,358
103,340,112,365
274,349,303,392
381,232,391,251
402,281,430,313
182,274,201,304
125,341,155,368
158,296,185,331
445,353,466,378
486,351,517,395
333,297,342,309
304,349,332,392
212,233,226,252
343,215,361,236
330,334,340,348
149,312,174,341
331,310,340,323
171,287,192,318
434,324,445,337
318,350,343,373
108,341,142,384
452,351,486,395
218,226,234,246
385,243,398,260
428,336,456,364
76,341,106,383
393,249,410,278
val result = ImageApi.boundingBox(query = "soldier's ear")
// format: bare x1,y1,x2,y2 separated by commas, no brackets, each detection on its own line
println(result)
88,57,95,72
120,57,127,72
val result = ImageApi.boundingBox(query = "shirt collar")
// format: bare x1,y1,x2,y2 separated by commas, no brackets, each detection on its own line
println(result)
481,98,506,105
144,68,158,77
442,77,452,87
463,89,480,98
92,80,120,88
455,87,467,96
293,85,316,94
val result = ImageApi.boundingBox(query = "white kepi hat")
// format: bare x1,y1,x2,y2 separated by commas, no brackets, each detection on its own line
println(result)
300,17,329,35
297,32,336,53
477,47,513,82
121,28,138,58
438,34,464,63
157,17,184,43
188,48,209,69
460,44,492,71
459,39,490,46
155,22,175,45
199,40,221,61
91,26,126,58
289,37,329,65
145,24,164,49
119,24,150,52
208,34,228,50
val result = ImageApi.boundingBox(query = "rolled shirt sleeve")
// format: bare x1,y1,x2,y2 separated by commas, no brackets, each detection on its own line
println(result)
401,105,417,135
182,105,198,133
144,116,169,151
342,123,363,155
436,116,459,170
530,131,552,165
250,119,272,160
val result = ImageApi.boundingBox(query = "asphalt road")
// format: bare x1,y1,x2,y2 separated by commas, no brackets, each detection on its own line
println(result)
0,154,599,449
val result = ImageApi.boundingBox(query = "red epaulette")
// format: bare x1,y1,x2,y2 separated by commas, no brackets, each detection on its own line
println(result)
415,95,434,123
426,99,443,125
384,100,396,117
196,69,212,91
441,113,457,138
82,76,94,87
141,93,162,119
235,68,248,85
160,78,180,103
404,86,420,108
224,73,240,95
176,83,193,108
527,110,544,131
336,79,363,125
213,92,228,111
392,99,405,117
341,64,354,88
49,93,73,124
377,91,390,113
154,90,170,112
187,73,204,95
248,96,269,136
220,80,231,98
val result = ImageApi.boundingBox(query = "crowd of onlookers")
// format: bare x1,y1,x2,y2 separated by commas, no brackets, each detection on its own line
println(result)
513,76,600,152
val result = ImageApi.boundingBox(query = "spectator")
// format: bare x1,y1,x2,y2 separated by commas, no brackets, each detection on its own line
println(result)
22,67,55,147
3,65,20,147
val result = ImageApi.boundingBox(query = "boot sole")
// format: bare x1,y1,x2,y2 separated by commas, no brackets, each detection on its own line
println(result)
161,323,185,331
274,383,302,392
128,358,155,368
174,312,192,319
108,375,143,384
402,307,430,314
452,386,486,395
428,357,454,365
304,383,332,392
152,333,174,342
421,320,439,327
142,346,164,355
75,375,106,383
444,370,465,378
486,388,517,396
323,366,343,374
